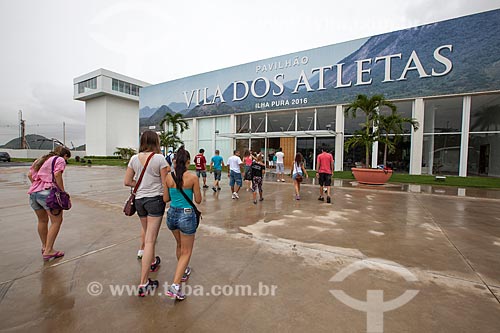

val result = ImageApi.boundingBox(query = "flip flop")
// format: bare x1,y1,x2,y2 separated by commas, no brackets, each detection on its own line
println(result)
43,251,65,261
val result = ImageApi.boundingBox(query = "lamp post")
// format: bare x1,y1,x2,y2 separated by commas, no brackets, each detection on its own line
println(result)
214,130,219,151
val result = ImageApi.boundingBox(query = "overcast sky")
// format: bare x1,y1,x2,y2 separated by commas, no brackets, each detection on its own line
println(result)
1,0,499,147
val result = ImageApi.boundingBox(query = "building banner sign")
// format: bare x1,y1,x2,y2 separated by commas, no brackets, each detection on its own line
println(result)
140,10,500,119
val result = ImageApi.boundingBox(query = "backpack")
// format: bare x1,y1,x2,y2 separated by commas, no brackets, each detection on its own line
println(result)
166,153,173,166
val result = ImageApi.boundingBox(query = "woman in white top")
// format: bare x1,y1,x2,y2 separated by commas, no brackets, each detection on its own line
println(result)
124,130,169,297
291,152,308,200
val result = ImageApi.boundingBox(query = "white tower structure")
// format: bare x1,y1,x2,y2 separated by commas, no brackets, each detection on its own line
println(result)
73,69,149,156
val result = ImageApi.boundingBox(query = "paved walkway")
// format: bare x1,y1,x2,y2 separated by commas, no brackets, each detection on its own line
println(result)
0,165,499,332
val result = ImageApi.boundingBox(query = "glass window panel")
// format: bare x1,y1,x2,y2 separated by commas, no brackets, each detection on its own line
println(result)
422,134,461,175
377,135,411,173
468,133,500,176
297,108,315,131
251,138,265,154
236,139,249,154
112,78,118,91
180,120,194,141
379,101,414,133
297,138,314,169
343,105,364,136
424,97,463,133
198,140,213,161
236,114,250,133
316,107,336,131
251,114,266,133
215,116,231,134
470,94,500,132
267,111,295,132
197,118,213,140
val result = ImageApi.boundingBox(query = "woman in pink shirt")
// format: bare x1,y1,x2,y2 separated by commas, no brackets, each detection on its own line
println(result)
243,150,254,191
28,146,71,261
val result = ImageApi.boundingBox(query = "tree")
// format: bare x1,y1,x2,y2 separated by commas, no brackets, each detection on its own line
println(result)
159,131,184,151
344,94,396,167
159,113,189,151
159,113,189,137
114,147,136,160
378,111,419,166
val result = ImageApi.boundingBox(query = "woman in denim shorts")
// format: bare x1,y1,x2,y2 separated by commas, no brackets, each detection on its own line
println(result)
28,146,71,261
163,146,202,300
124,130,169,297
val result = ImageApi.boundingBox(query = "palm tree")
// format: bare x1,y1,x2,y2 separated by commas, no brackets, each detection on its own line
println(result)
378,112,419,166
344,94,396,167
159,131,184,151
159,113,189,137
114,147,136,160
158,113,189,152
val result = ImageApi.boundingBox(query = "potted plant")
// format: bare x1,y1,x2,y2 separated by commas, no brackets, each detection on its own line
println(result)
344,94,418,185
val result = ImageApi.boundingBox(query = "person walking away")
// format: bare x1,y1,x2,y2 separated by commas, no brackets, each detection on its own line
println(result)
268,153,274,168
275,147,285,182
227,150,243,199
163,147,202,300
124,130,169,296
251,154,265,204
316,148,334,203
194,149,209,188
28,146,71,261
243,150,253,191
209,150,224,192
292,152,308,200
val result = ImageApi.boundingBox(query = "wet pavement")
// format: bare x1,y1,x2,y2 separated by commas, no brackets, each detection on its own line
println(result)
0,165,499,332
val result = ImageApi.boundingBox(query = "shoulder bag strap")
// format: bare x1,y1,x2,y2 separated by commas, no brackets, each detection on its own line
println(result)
170,172,201,216
132,152,155,194
51,156,59,185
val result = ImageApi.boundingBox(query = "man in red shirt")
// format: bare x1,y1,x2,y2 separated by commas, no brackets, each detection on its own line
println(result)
195,149,209,188
316,148,334,203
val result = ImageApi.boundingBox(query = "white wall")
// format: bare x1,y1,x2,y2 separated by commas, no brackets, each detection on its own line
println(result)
86,97,107,156
105,95,139,156
85,95,139,156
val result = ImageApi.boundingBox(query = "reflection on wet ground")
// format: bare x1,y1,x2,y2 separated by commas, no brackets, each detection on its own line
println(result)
0,165,499,332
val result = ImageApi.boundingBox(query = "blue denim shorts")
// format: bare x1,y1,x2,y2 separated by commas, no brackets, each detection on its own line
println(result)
229,170,242,187
29,189,51,211
135,195,166,218
167,207,198,235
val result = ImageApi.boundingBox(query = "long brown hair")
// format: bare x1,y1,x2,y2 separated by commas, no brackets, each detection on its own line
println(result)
139,130,160,153
173,146,190,189
33,146,71,171
294,152,304,165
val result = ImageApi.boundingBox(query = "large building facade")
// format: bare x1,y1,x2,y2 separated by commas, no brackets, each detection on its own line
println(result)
74,69,149,156
139,9,500,177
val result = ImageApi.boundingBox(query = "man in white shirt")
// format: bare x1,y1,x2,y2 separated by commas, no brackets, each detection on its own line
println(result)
275,147,285,182
227,150,243,199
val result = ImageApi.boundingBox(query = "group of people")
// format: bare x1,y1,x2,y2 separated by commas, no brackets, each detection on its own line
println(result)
27,131,334,301
192,146,334,203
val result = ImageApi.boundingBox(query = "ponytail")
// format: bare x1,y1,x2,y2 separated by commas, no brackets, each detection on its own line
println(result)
173,146,190,189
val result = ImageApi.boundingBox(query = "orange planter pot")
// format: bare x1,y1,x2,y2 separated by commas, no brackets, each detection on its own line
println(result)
351,167,393,185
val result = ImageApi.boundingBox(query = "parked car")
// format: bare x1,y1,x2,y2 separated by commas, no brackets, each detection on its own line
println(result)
0,152,11,162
